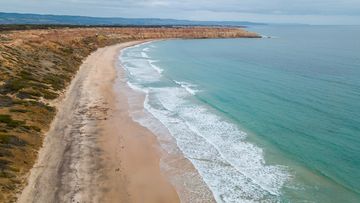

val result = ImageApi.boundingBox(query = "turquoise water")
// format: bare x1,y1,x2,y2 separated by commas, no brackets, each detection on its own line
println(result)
121,25,360,202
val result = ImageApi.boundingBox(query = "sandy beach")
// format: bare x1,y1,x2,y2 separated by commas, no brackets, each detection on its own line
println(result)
0,26,258,202
17,41,181,203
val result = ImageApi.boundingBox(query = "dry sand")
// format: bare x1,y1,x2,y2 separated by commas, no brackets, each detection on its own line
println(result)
17,41,180,203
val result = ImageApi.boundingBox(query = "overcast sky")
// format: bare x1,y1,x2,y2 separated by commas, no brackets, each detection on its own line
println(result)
1,0,360,25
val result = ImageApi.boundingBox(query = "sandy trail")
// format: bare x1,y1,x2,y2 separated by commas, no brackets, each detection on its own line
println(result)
17,41,179,203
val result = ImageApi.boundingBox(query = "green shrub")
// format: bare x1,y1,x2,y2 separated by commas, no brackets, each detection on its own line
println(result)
19,125,41,132
0,114,25,128
31,82,49,89
17,89,42,99
3,79,28,93
0,170,15,178
43,74,65,90
0,134,26,146
0,96,13,107
19,70,39,82
8,120,24,128
60,47,74,54
16,91,36,100
45,105,56,112
30,126,41,132
0,115,12,123
42,90,58,100
0,148,12,157
0,159,11,171
9,109,28,113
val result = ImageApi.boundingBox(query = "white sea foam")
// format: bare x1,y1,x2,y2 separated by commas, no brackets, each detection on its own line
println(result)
174,80,199,95
120,53,161,83
120,44,290,202
126,81,148,94
141,52,149,58
149,60,164,74
123,61,160,82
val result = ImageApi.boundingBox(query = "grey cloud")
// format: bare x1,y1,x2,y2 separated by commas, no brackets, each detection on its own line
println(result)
53,0,360,15
0,0,360,24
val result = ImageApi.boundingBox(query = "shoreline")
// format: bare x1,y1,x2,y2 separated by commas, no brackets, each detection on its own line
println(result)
0,27,259,202
18,40,184,202
117,41,216,202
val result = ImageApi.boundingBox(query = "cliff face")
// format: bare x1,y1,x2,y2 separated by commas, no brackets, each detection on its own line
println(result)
0,27,258,202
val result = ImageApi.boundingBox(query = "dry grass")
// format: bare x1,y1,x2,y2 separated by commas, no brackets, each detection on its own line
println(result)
0,26,259,202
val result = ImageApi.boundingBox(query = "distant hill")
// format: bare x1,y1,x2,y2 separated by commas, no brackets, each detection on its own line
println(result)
0,12,265,27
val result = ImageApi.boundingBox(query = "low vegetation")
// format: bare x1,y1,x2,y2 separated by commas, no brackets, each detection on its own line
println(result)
0,25,259,202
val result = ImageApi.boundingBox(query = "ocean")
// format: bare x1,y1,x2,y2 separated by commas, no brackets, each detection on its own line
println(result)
119,25,360,202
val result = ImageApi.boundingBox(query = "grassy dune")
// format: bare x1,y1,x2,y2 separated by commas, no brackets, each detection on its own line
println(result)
0,26,259,202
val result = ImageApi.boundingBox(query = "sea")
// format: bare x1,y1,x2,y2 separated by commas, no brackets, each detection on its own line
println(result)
118,25,360,202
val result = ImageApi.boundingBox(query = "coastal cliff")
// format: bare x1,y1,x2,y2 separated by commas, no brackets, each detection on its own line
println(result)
0,26,258,202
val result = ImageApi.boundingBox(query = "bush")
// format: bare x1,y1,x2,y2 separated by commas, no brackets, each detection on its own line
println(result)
0,115,12,123
0,148,12,157
31,82,48,89
0,96,13,107
17,89,42,99
0,159,11,171
9,109,28,113
30,126,41,132
0,134,27,146
41,90,58,100
60,46,74,55
43,74,65,90
3,79,28,93
19,70,39,82
20,125,41,132
0,114,25,128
